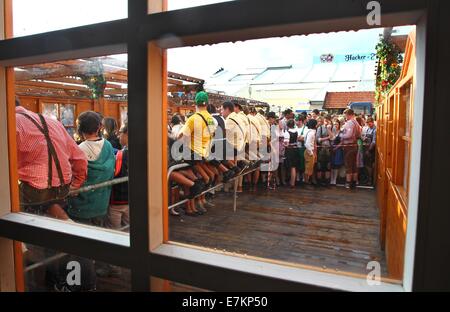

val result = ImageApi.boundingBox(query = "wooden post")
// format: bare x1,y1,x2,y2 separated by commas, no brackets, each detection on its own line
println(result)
161,0,168,243
1,0,24,292
146,0,167,251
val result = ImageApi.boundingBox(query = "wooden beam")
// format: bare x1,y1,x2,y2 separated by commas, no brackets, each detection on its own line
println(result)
148,41,165,251
15,87,90,99
102,73,128,84
162,48,168,244
167,84,198,93
104,89,128,95
168,71,204,84
44,77,126,89
17,80,89,92
16,59,128,81
3,0,11,38
3,0,23,293
42,77,84,85
15,67,76,81
167,78,184,86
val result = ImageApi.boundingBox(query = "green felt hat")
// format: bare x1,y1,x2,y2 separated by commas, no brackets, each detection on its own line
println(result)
195,91,208,105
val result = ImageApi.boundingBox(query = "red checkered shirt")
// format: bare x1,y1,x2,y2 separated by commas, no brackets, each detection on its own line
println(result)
16,106,87,190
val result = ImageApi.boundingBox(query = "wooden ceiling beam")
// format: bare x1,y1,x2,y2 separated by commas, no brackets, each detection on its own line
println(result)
104,89,128,95
17,80,89,92
15,85,90,98
168,71,204,84
15,68,127,84
168,85,198,93
168,78,184,86
44,77,126,89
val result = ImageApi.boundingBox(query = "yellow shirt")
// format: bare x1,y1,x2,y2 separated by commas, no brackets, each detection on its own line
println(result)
180,110,216,158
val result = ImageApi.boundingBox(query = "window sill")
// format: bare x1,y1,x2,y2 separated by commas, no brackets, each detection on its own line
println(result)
0,212,130,247
153,243,404,292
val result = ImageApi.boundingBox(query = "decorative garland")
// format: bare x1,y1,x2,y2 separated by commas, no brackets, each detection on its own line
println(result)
79,61,107,99
375,35,403,105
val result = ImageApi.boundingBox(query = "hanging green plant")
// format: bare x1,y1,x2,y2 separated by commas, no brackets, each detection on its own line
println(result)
79,61,107,99
374,35,403,105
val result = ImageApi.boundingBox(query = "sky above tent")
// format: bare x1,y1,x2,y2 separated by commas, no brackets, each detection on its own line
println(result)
12,0,233,37
167,26,412,80
12,0,412,83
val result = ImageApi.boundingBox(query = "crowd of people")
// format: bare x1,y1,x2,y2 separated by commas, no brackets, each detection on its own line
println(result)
14,91,376,290
16,98,129,291
167,95,377,216
274,108,377,189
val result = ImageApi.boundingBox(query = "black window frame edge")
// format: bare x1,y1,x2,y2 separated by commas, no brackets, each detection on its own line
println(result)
0,0,448,292
412,0,450,292
0,19,128,65
0,217,132,268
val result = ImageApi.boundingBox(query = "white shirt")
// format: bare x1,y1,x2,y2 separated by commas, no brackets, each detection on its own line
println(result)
296,125,307,147
256,113,270,138
169,124,183,140
304,129,316,153
362,125,377,145
237,111,250,143
79,138,105,161
226,112,246,151
248,114,262,143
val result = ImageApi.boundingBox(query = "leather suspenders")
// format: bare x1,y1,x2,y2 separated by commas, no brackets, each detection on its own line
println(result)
18,113,65,189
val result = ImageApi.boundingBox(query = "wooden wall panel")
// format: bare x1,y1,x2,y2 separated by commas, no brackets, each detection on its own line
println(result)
15,95,129,126
385,182,407,280
103,100,124,122
18,97,38,112
376,31,416,280
377,154,387,248
147,41,165,250
76,101,94,116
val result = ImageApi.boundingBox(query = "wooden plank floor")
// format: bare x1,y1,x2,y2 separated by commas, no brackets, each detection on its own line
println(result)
170,184,388,278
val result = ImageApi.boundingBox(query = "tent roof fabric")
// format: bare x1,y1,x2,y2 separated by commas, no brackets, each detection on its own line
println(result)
323,91,375,109
205,61,377,106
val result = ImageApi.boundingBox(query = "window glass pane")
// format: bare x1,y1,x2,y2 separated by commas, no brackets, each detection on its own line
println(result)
405,83,412,137
42,103,58,120
386,95,395,169
22,242,130,292
399,83,411,137
13,0,127,38
60,104,75,127
13,54,129,233
403,142,410,192
399,81,412,193
163,27,418,282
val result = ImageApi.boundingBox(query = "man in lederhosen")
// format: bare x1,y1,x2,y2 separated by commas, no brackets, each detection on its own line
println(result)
247,107,263,191
224,102,249,192
16,98,87,218
16,98,92,291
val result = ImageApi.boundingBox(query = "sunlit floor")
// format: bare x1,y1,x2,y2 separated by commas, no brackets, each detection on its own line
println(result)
170,184,388,278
